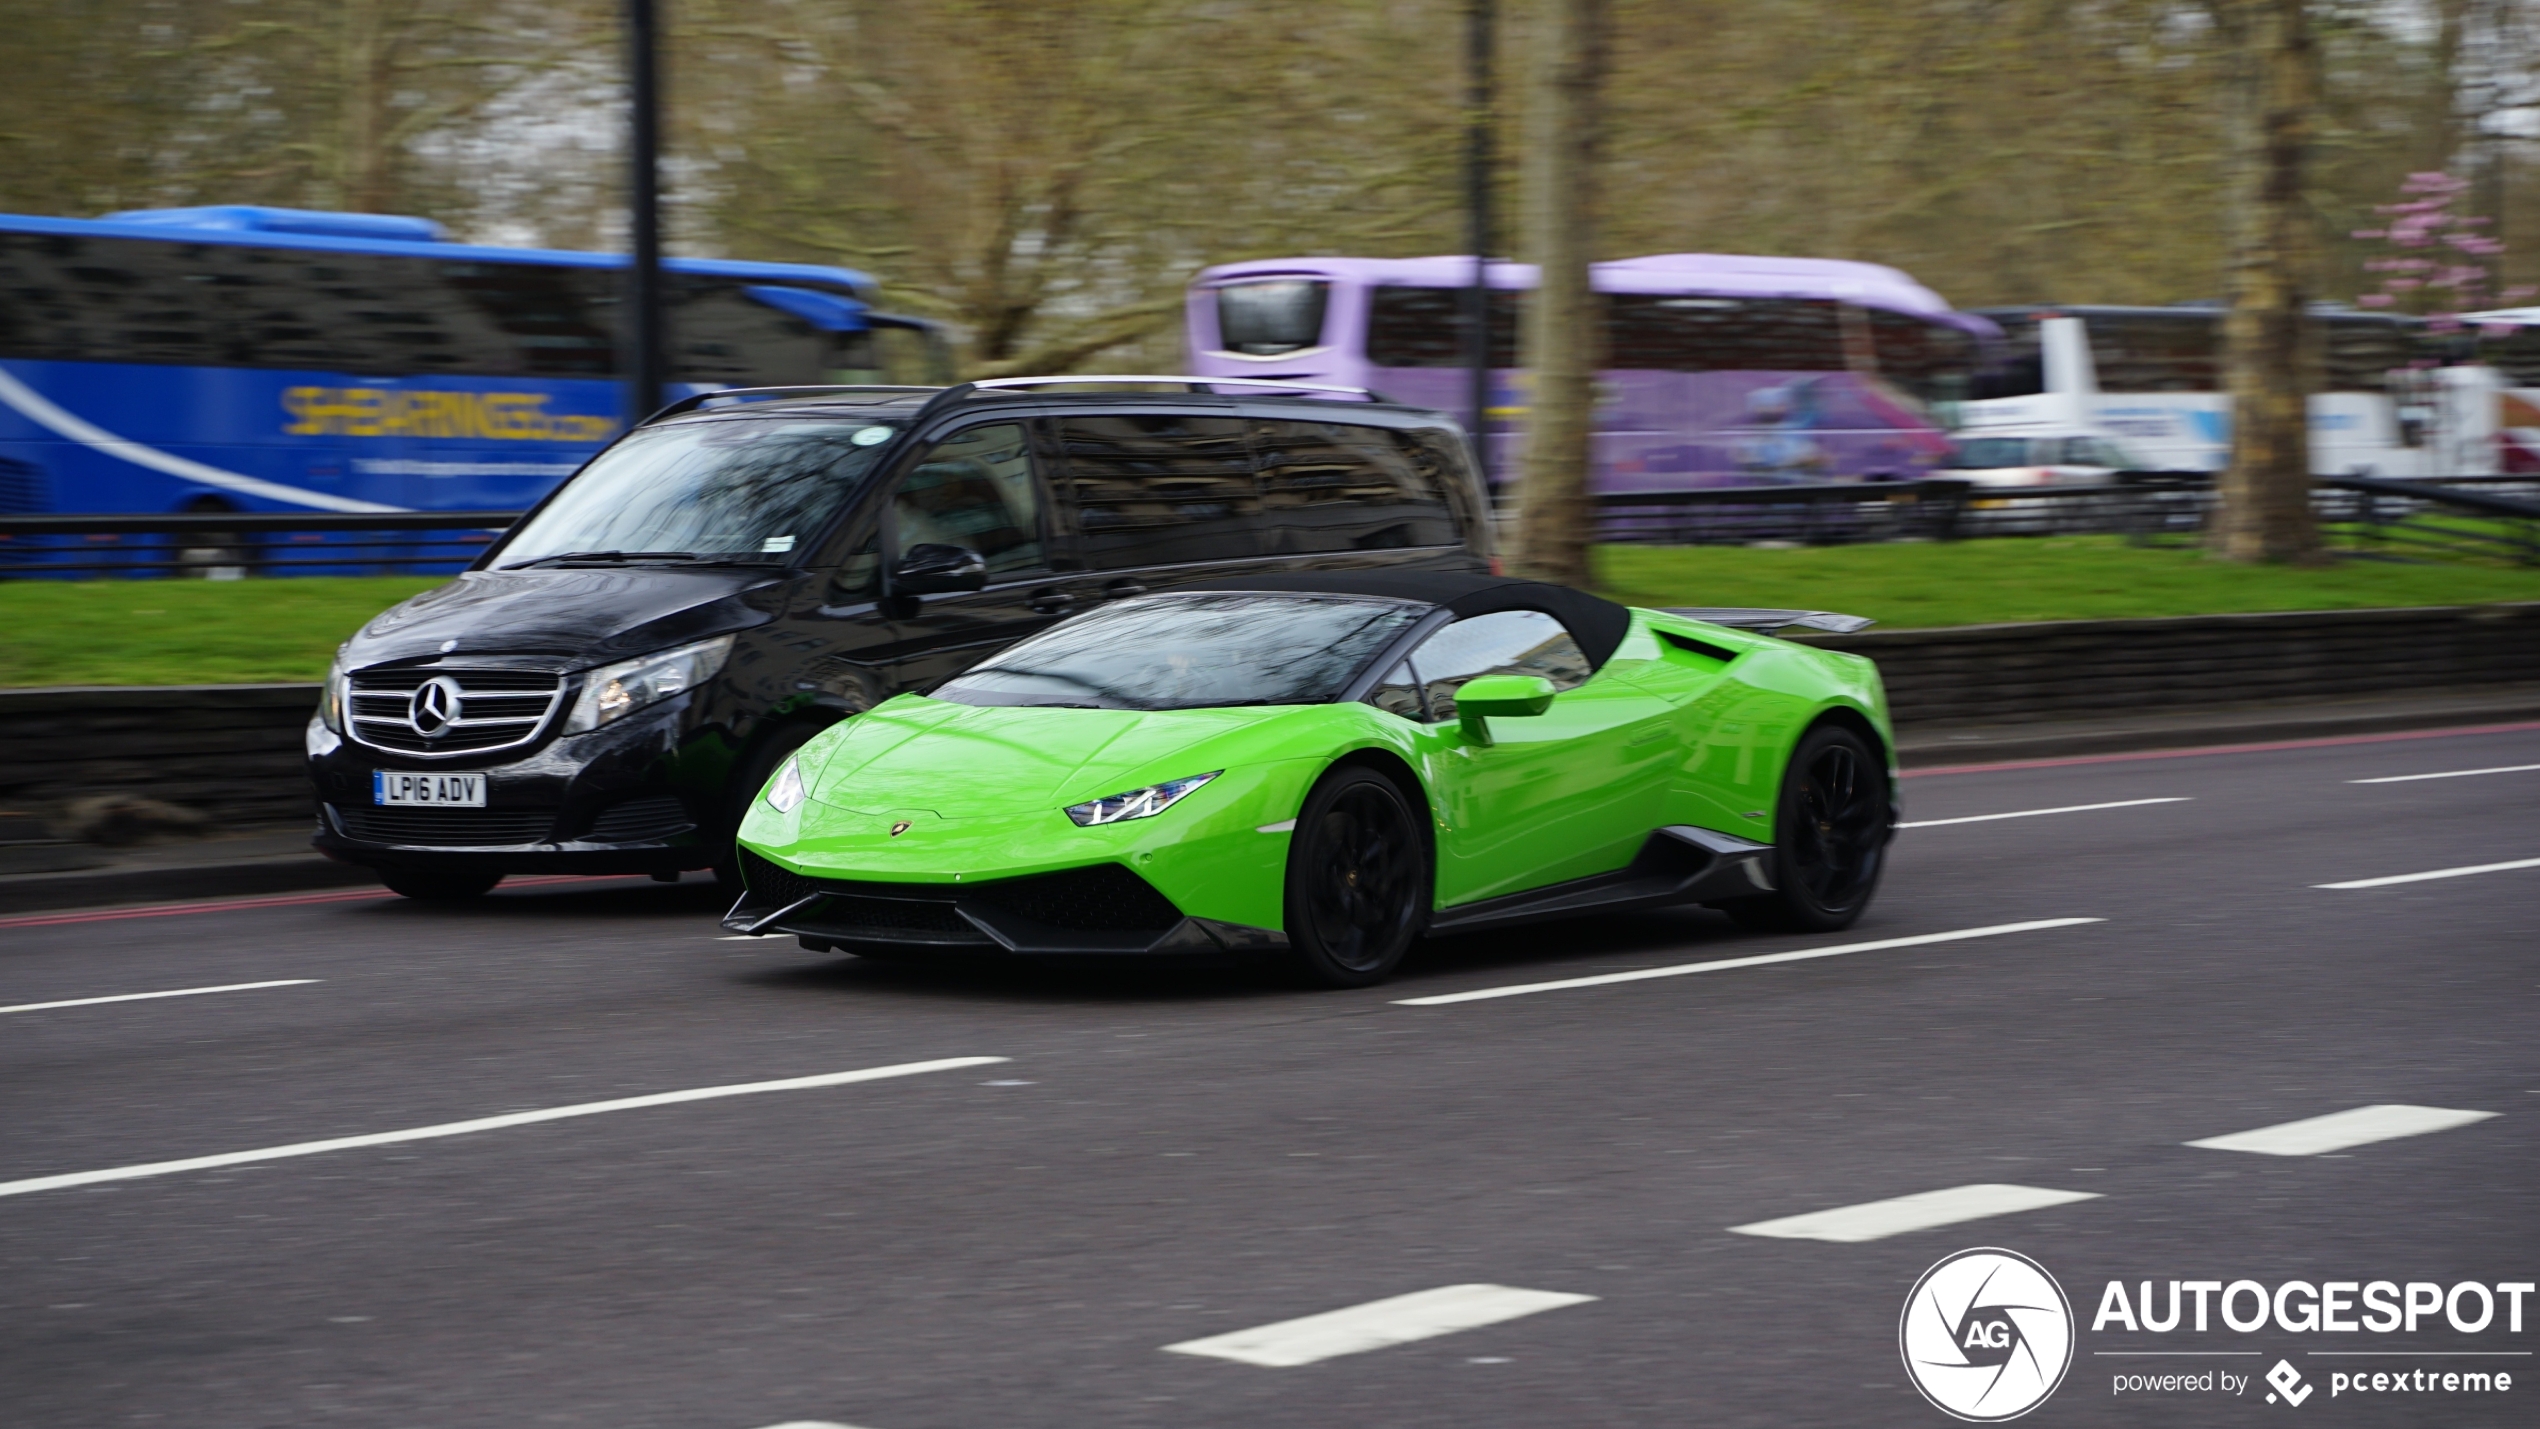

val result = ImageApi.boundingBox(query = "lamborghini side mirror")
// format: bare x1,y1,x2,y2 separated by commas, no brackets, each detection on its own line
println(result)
1454,673,1555,747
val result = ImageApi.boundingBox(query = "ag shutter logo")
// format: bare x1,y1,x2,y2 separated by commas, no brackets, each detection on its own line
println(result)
1902,1248,2077,1421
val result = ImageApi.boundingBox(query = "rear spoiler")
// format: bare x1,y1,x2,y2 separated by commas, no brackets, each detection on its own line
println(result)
1661,607,1876,636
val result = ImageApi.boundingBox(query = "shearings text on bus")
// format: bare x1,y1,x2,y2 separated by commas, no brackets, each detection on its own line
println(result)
280,386,616,443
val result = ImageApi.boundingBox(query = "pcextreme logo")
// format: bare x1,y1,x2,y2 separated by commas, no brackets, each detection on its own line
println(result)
1901,1248,2077,1421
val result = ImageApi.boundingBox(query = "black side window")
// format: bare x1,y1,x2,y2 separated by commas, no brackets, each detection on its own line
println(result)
893,422,1045,575
1050,414,1261,569
1253,420,1459,554
1407,609,1590,722
1364,656,1427,722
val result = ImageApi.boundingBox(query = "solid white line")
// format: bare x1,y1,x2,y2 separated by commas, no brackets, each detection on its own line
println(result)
1897,797,2191,829
2315,857,2540,889
0,1056,1006,1200
1163,1284,1596,1367
2186,1104,2498,1157
1391,918,2103,1006
0,979,318,1015
2350,763,2540,784
1729,1183,2101,1244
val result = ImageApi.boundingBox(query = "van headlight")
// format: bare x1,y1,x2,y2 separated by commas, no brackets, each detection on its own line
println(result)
764,756,807,813
321,647,351,733
1064,772,1219,826
564,634,735,734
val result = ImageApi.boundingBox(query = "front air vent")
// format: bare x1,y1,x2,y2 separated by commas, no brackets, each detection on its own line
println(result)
331,804,558,846
347,667,565,759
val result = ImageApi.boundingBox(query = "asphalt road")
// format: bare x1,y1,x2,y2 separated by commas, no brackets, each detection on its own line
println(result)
4,724,2536,1429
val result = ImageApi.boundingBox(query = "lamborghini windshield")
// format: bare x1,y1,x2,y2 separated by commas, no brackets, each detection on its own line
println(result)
932,592,1423,711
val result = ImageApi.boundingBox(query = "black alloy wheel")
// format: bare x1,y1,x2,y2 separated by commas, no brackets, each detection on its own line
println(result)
1283,766,1429,988
1721,722,1890,933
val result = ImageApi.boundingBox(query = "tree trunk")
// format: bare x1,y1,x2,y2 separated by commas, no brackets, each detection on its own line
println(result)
2209,0,2322,564
1509,0,1608,588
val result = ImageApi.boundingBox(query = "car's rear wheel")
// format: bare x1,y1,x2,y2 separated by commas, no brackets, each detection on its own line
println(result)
1719,722,1890,933
377,866,502,902
1283,766,1429,988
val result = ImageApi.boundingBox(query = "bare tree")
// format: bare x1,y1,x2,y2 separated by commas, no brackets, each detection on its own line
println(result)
2208,0,2324,563
1509,0,1609,587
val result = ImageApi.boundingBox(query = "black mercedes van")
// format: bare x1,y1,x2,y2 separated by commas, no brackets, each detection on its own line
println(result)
307,378,1495,899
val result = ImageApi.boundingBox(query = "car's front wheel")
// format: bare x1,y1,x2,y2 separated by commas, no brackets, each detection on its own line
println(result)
1719,722,1890,933
1282,766,1430,988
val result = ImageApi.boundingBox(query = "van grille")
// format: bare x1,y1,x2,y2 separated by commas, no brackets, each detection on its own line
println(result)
586,795,696,843
332,804,558,846
348,668,564,758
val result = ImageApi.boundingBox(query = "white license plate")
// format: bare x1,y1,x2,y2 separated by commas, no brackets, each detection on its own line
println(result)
373,771,488,807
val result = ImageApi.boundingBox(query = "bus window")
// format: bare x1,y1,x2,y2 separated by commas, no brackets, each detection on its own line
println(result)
1604,295,1847,372
1868,309,1977,404
1365,286,1522,368
2322,316,2414,392
1215,280,1329,356
2087,313,2218,393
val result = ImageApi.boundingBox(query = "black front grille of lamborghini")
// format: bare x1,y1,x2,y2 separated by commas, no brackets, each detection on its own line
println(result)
737,850,1185,941
968,863,1184,932
332,804,557,846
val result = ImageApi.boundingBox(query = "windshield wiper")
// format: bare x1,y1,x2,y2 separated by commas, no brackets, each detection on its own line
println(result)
502,550,780,570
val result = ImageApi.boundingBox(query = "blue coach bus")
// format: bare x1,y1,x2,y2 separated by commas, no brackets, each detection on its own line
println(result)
0,205,940,569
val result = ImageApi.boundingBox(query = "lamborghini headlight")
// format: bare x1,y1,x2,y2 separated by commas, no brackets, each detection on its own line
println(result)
1063,771,1219,827
764,755,807,814
564,634,735,734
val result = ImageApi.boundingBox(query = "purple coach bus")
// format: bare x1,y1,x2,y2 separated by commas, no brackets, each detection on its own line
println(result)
1185,253,1997,492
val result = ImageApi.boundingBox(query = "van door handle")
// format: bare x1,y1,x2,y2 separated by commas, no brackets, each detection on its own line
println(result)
1027,588,1076,615
1103,579,1148,599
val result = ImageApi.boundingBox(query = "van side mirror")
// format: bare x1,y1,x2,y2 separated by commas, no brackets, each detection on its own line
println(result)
1454,673,1555,747
891,543,987,595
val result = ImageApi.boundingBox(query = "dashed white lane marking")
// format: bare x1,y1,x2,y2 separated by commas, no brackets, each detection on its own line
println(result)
2350,763,2540,784
1729,1183,2101,1244
2186,1104,2499,1157
1897,797,2191,829
0,1056,1006,1200
0,979,317,1015
748,1422,875,1429
2315,857,2540,889
1164,1284,1596,1367
1392,919,2102,1006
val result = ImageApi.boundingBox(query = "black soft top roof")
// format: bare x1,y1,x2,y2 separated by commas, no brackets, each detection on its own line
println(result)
1180,570,1635,672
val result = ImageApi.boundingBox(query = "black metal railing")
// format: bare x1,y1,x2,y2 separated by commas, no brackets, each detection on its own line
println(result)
1595,472,2540,563
0,510,522,577
1594,478,1976,545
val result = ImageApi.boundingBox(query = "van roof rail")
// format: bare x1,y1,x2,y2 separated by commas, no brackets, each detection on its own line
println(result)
640,385,943,425
968,374,1387,400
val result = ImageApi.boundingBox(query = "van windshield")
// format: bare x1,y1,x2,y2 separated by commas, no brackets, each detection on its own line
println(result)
932,592,1423,711
497,417,900,568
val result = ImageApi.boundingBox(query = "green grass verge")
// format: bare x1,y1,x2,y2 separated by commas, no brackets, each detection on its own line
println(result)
1596,536,2540,630
0,576,447,688
4,538,2539,687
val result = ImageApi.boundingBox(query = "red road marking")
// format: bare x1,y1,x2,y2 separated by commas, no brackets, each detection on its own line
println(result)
0,874,653,930
1905,719,2540,779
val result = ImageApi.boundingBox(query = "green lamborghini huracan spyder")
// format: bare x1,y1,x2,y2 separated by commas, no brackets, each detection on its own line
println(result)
725,570,1895,987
